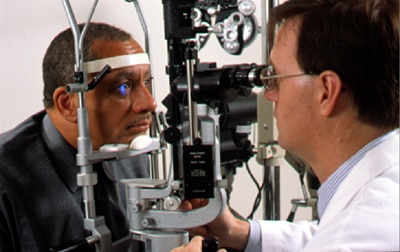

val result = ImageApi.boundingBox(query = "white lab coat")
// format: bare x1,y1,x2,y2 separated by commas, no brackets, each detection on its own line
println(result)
258,131,400,251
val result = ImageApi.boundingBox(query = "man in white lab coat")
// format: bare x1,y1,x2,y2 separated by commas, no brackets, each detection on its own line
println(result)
173,0,399,251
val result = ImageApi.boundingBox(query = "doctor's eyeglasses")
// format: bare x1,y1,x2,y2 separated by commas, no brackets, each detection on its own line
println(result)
260,65,314,92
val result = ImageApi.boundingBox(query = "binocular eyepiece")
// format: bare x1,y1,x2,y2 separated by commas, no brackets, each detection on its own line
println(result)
171,62,265,103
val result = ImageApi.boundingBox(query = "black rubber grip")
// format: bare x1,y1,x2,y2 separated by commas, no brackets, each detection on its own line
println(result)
202,236,219,252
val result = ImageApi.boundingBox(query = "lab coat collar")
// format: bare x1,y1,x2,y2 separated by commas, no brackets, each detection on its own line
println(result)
319,130,399,225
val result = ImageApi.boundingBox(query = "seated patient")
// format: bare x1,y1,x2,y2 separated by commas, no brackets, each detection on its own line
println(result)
0,22,157,251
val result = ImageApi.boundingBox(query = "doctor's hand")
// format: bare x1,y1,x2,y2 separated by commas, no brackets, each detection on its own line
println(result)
179,200,250,250
170,236,227,252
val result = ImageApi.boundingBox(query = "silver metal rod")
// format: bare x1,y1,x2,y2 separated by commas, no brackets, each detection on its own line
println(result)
185,54,198,144
131,0,155,108
264,164,280,220
62,0,80,69
132,0,150,58
83,186,96,218
61,0,99,219
129,0,161,178
262,0,282,221
79,1,99,61
261,0,268,64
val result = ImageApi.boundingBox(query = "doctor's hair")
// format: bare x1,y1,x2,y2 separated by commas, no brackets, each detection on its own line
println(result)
42,22,134,109
268,0,399,129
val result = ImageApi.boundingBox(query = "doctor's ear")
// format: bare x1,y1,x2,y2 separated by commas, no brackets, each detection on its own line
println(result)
52,86,78,123
315,70,343,117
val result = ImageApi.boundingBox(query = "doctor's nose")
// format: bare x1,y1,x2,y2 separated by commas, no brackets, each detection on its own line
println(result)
263,89,278,102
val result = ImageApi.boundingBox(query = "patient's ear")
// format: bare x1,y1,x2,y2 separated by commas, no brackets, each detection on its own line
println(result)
52,86,78,123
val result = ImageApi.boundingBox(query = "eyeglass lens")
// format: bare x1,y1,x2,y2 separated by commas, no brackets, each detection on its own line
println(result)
260,65,276,91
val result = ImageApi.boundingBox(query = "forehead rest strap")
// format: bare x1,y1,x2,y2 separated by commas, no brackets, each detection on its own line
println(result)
84,53,149,73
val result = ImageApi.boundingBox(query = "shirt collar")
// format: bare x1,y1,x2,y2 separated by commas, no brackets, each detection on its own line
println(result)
41,113,80,192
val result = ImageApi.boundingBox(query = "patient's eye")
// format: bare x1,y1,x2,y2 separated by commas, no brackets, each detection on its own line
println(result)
143,77,153,89
116,83,130,97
